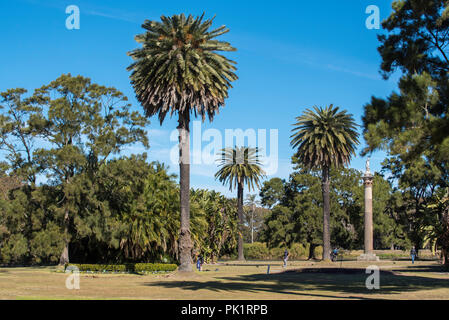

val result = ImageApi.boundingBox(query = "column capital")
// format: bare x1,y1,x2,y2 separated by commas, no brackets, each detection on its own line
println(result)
362,173,374,186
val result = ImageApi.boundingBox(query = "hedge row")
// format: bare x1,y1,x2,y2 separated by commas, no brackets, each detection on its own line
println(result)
65,263,178,273
243,242,323,260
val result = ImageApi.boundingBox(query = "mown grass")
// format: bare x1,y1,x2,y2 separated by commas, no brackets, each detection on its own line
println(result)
1,260,449,300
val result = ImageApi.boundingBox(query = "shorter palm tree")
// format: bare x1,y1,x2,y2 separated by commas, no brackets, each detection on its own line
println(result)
215,147,265,260
290,105,359,261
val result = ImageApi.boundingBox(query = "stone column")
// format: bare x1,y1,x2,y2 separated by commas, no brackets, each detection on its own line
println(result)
363,173,374,255
358,160,379,261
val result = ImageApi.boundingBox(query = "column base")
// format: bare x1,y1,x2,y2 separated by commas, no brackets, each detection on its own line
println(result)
357,253,379,261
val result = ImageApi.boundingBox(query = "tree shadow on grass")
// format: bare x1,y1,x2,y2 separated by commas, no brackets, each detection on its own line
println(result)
390,264,449,274
143,268,449,299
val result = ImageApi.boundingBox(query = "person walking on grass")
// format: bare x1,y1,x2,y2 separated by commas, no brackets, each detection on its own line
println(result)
283,249,289,268
197,254,204,271
410,246,417,264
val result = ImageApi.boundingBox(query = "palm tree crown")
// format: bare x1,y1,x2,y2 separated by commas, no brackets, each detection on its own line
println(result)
127,13,238,123
215,147,265,191
290,104,359,169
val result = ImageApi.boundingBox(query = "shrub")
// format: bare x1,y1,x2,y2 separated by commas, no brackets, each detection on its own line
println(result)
1,234,28,264
269,247,285,260
134,263,178,273
65,263,177,273
243,243,311,260
289,243,307,259
244,242,269,260
314,246,323,259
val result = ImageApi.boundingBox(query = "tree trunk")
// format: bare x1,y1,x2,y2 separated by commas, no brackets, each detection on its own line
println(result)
321,165,331,261
59,208,69,265
178,111,193,272
251,204,254,244
308,243,316,260
237,181,245,261
441,208,449,268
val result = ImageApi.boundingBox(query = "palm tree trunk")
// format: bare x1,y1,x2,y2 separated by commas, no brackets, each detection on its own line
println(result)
178,110,193,271
237,181,245,261
321,165,331,261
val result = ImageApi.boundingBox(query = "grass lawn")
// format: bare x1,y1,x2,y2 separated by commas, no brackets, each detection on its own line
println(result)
1,260,449,300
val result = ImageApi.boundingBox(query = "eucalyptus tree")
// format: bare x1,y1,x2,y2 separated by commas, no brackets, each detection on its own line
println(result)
128,13,237,271
30,74,149,265
259,177,285,209
290,105,359,260
244,194,261,243
0,89,42,185
215,147,265,260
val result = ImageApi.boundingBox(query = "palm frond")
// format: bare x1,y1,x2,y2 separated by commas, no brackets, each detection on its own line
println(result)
214,147,265,191
290,104,359,169
128,13,238,124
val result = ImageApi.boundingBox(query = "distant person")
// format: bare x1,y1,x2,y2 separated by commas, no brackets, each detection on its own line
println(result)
283,249,289,268
331,248,339,262
410,247,417,264
197,254,204,271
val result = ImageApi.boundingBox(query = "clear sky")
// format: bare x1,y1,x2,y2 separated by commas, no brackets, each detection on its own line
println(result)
0,0,398,197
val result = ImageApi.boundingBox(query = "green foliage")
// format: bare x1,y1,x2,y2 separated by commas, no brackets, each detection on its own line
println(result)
215,147,266,192
29,222,65,264
190,189,238,262
289,243,308,259
0,233,28,264
243,242,270,260
291,105,359,170
259,178,285,209
314,246,323,258
115,158,180,261
260,166,405,252
127,13,238,123
243,242,311,260
0,153,239,265
260,205,295,248
134,263,178,273
0,75,150,265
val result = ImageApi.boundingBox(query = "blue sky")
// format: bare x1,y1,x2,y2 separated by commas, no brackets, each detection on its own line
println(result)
0,0,398,197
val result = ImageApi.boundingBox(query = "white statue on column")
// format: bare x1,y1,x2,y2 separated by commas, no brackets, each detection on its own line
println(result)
365,157,371,175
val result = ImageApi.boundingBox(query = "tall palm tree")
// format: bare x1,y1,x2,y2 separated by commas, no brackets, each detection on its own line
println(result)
215,147,265,260
290,105,359,261
127,13,237,271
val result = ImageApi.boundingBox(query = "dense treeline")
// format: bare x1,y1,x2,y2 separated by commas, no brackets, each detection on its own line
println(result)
0,155,238,265
0,75,237,265
259,159,411,259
